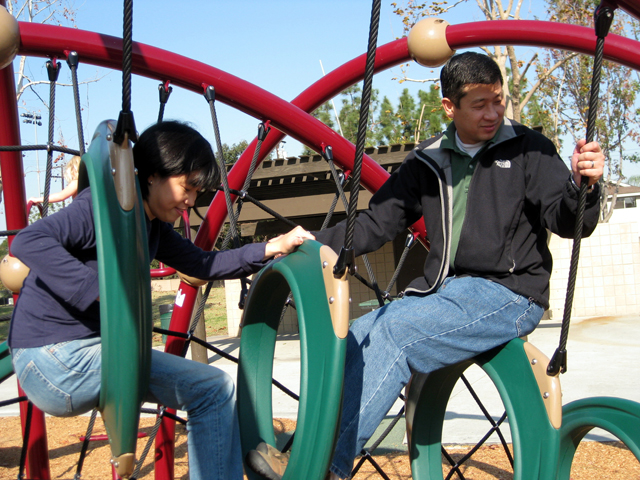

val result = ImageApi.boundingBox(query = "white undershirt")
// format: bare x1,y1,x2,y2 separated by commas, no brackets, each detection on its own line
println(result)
455,132,486,158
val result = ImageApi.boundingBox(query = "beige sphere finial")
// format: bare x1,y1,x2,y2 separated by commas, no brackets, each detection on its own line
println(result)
0,255,30,294
407,18,455,68
0,6,20,70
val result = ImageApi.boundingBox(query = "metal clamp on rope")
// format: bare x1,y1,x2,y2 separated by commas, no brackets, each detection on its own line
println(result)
66,51,79,69
546,348,567,376
333,246,356,278
258,122,271,141
204,84,216,103
405,232,417,248
46,58,61,82
594,2,615,38
158,81,173,104
113,110,138,145
322,144,334,161
238,283,249,310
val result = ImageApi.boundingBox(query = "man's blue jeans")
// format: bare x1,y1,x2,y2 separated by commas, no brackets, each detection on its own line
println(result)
11,337,243,480
329,276,544,479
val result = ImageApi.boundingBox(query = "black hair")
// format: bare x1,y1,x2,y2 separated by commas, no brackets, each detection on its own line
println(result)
133,121,219,199
440,52,503,107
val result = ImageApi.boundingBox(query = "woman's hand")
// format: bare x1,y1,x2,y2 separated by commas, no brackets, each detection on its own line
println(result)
571,139,604,188
263,226,315,260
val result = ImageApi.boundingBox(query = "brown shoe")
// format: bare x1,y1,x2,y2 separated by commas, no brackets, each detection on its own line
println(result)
245,442,290,480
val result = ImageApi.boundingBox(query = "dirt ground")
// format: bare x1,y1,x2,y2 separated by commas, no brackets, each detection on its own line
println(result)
1,416,639,479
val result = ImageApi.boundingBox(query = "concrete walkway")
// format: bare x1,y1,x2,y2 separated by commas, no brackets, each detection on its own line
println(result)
1,315,639,452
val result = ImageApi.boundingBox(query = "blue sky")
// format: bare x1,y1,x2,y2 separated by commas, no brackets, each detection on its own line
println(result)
4,0,623,230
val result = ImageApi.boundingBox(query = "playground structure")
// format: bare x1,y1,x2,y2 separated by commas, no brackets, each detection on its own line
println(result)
1,0,640,479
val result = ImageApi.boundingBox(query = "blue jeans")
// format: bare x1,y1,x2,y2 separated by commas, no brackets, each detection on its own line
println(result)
11,337,243,480
329,276,543,479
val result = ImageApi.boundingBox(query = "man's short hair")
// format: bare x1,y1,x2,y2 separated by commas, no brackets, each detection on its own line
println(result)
440,52,503,107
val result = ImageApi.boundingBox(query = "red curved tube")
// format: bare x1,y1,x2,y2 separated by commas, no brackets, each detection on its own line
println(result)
7,18,640,480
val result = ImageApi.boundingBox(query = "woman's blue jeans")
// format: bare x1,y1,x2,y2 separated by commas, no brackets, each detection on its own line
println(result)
11,338,243,480
329,276,544,479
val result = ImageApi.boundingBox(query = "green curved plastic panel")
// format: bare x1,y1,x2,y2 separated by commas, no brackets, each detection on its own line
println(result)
0,341,12,383
557,396,640,479
238,240,347,480
409,338,559,480
82,120,152,460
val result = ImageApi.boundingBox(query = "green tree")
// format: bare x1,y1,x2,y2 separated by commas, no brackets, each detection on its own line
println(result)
415,86,447,141
219,140,249,165
375,96,400,145
337,85,379,147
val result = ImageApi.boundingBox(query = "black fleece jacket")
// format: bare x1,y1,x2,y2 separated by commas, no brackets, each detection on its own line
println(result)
315,118,600,309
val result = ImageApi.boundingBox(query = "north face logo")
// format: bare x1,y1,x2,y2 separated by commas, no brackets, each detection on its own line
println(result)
494,160,511,168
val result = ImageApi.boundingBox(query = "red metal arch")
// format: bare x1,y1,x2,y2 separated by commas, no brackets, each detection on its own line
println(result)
4,16,640,480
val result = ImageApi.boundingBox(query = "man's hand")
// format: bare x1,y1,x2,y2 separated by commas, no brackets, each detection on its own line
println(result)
571,139,605,188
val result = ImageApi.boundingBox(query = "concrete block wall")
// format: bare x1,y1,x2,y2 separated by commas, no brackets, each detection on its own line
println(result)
548,221,640,320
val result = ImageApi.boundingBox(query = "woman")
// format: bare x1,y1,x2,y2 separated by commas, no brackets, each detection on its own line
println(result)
8,121,315,480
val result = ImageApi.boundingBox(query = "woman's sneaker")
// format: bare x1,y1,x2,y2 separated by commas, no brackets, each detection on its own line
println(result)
245,442,290,480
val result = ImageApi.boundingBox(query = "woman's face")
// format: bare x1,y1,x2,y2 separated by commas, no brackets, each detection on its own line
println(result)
144,173,199,223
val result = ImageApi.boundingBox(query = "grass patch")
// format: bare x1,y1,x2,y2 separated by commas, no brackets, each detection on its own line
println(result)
0,287,228,345
151,287,228,346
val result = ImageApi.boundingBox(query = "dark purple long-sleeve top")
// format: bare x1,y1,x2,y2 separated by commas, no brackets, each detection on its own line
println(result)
8,188,267,348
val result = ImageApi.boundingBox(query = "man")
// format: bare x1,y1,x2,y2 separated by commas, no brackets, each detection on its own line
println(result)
247,51,604,480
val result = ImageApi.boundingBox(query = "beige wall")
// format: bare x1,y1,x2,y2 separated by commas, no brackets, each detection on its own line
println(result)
548,220,640,320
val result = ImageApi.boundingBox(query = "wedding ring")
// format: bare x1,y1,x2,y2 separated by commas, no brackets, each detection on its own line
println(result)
591,160,595,169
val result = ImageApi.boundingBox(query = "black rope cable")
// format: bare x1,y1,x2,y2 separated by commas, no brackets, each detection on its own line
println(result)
221,123,270,250
441,447,466,480
18,401,33,480
131,411,164,480
202,98,263,310
179,282,215,358
0,396,28,408
157,81,172,124
113,0,137,144
383,232,416,297
41,59,61,218
459,375,513,465
154,327,300,401
321,145,385,305
66,51,86,156
351,452,392,480
334,0,381,277
121,0,133,115
547,3,614,377
74,408,98,480
204,86,240,246
221,187,298,229
442,412,510,480
0,145,80,155
140,406,186,425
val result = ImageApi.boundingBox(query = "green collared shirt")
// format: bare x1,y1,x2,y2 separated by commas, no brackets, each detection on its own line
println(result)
441,123,498,273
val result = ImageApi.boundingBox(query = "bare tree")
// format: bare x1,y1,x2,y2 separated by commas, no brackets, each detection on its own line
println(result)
539,0,640,222
391,1,574,122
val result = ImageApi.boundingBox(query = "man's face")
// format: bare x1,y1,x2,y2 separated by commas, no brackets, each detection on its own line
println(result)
442,81,505,144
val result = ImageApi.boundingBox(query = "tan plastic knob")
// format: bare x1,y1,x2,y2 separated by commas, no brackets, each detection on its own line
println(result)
0,6,20,70
0,255,30,294
407,18,456,68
